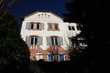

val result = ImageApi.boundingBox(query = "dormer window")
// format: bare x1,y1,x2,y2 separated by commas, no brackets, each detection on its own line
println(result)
26,22,43,30
48,23,59,31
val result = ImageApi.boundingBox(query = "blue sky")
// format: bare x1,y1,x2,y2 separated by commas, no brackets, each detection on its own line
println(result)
9,0,67,18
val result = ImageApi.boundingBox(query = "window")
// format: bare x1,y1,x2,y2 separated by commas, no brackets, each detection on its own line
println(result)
53,54,59,61
30,36,42,45
68,26,75,30
60,54,64,61
36,23,40,29
48,54,59,62
77,25,80,30
31,22,34,29
48,53,53,62
26,22,43,30
35,22,43,30
48,54,64,61
31,36,38,45
48,23,59,31
47,36,63,46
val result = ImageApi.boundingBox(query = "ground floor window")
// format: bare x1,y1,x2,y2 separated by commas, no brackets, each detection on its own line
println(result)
48,54,64,62
48,53,53,62
60,54,64,61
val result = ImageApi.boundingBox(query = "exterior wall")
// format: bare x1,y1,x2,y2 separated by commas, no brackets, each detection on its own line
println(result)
20,12,81,62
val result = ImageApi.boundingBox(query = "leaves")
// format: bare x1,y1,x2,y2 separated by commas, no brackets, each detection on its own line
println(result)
0,11,30,73
0,0,18,10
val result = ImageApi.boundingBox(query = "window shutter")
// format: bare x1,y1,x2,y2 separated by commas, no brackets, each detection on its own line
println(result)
48,53,53,62
58,37,63,45
26,22,29,29
29,22,31,29
42,23,44,30
57,37,60,45
60,37,63,45
26,36,31,47
47,37,51,46
39,23,40,30
60,54,64,61
39,23,42,30
26,22,31,30
39,23,43,30
38,37,42,45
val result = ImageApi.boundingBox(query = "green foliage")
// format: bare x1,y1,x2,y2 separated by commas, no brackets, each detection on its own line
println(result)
64,0,88,50
0,11,30,73
0,0,18,9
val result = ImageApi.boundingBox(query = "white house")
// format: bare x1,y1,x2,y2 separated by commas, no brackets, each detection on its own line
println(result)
20,12,81,62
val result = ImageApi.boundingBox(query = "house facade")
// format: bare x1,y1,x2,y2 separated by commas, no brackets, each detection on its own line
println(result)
20,12,81,62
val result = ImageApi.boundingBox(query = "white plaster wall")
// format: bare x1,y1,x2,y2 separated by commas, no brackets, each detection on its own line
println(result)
20,12,81,51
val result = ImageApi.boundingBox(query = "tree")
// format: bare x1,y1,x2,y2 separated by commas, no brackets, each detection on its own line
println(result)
0,10,30,73
0,0,31,73
0,0,18,9
64,0,88,56
64,0,103,73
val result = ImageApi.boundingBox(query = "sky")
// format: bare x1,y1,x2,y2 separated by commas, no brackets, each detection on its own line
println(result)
9,0,67,19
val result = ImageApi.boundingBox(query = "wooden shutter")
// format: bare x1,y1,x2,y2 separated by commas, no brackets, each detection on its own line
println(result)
26,22,31,30
39,23,42,30
58,37,63,45
26,36,31,47
26,22,29,29
47,37,51,46
38,36,42,45
60,54,64,61
39,23,41,30
60,37,63,45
